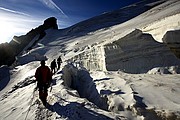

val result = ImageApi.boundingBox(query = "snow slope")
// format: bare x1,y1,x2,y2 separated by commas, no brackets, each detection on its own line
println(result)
0,0,180,120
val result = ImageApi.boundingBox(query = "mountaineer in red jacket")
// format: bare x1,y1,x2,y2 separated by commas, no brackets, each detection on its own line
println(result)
35,60,52,106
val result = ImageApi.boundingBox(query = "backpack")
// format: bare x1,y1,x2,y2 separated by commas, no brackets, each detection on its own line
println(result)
35,66,52,84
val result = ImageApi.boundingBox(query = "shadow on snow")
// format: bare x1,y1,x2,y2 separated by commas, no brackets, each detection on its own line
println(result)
46,102,113,120
0,66,10,91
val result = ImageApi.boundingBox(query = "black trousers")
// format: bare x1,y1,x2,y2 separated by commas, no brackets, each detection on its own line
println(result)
37,82,49,104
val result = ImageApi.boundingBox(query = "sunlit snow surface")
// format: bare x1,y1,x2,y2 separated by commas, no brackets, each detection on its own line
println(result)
0,0,180,119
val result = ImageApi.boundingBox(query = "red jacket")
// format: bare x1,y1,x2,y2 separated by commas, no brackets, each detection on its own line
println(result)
35,66,52,84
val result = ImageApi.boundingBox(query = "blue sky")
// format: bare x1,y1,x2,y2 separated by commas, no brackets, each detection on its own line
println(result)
0,0,141,43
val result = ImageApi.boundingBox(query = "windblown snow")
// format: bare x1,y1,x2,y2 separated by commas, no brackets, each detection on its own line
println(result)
0,0,180,120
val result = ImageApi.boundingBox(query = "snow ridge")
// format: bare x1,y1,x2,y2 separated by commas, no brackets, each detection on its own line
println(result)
1,0,180,119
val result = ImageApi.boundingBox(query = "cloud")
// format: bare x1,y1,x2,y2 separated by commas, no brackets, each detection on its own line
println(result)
38,0,68,18
0,7,31,16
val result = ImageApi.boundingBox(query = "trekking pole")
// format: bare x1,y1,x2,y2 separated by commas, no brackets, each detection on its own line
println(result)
25,86,37,120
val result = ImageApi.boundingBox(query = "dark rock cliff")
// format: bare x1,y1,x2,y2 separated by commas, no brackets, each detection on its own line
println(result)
0,17,58,66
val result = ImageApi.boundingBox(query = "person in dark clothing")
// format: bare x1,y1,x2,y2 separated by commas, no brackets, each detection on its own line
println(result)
57,56,62,70
35,60,52,106
50,59,57,74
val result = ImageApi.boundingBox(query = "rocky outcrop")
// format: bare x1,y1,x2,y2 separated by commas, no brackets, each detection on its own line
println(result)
0,43,15,66
162,29,180,59
0,17,58,66
43,17,58,30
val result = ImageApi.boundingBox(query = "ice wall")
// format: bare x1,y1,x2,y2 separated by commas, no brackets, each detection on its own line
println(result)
71,46,106,71
70,29,180,74
104,29,180,73
163,29,180,59
62,63,107,110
